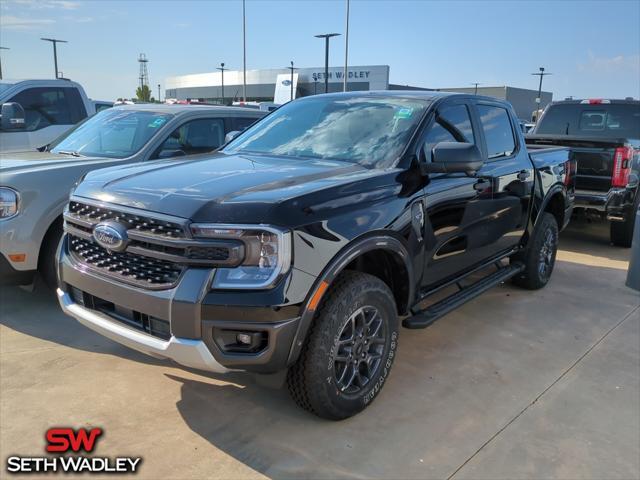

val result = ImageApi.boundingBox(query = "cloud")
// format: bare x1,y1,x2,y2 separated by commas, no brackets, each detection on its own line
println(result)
62,15,93,23
579,51,640,74
0,15,55,29
9,0,81,9
175,22,190,28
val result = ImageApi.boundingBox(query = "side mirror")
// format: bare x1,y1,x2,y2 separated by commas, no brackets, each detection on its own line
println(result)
224,130,241,143
420,142,484,175
1,103,26,131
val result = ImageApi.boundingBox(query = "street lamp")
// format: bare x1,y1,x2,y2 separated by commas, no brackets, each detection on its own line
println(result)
531,67,552,118
286,61,298,101
471,82,481,95
343,0,350,92
157,84,161,103
0,47,9,80
217,62,227,105
41,38,67,79
314,33,341,93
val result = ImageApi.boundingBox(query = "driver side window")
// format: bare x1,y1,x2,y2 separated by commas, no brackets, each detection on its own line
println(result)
154,118,225,158
422,104,475,161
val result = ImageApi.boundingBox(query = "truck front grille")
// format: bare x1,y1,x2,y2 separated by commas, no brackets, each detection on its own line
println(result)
68,200,185,238
69,236,184,288
64,199,245,289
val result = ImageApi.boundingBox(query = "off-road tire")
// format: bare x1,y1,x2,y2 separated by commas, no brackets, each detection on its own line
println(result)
610,194,638,247
511,213,559,290
287,271,399,420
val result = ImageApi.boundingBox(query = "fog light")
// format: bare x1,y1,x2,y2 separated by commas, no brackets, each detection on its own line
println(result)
236,333,252,345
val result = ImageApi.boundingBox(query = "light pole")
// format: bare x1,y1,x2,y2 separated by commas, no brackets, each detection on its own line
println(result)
0,47,9,80
157,84,161,103
343,0,350,92
471,82,481,95
41,38,67,79
286,61,298,101
314,33,341,93
217,62,227,105
531,67,551,118
242,0,247,102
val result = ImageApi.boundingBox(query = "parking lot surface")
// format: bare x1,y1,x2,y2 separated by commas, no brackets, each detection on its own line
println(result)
1,220,638,480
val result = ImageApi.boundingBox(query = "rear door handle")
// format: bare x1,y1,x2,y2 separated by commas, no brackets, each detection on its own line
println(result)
473,178,490,191
517,170,531,182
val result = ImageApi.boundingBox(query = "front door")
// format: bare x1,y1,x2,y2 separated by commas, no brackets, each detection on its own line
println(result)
420,99,500,288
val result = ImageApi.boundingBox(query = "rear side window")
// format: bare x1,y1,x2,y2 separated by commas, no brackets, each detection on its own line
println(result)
8,87,87,131
423,104,475,156
535,103,640,139
477,105,516,159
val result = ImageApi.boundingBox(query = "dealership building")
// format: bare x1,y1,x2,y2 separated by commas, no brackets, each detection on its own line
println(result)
165,65,551,120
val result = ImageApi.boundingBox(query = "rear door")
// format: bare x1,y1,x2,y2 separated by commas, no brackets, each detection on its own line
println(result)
471,100,535,253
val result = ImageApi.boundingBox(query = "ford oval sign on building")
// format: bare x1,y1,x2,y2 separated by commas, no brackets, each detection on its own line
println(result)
93,222,128,252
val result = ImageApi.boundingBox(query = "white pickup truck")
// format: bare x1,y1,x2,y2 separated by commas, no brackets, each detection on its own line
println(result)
0,79,97,153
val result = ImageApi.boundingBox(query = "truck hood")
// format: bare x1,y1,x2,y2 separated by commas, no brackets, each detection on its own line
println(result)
74,151,398,225
0,151,107,174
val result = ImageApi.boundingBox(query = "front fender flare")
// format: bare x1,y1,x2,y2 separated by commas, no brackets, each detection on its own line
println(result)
286,234,414,366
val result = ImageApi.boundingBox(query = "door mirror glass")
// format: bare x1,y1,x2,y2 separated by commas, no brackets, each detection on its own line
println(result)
421,142,484,175
0,102,26,131
224,130,241,143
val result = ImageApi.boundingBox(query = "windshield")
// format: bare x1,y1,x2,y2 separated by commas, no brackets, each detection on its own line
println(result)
535,103,640,140
50,109,173,158
223,95,430,168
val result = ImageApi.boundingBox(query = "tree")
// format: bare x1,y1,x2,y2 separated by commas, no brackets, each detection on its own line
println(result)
135,84,153,102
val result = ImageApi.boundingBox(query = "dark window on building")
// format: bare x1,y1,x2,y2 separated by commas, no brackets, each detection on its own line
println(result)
155,118,225,158
423,104,475,158
8,87,87,131
477,105,516,159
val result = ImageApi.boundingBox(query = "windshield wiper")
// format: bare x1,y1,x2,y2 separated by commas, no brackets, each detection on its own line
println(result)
57,150,82,157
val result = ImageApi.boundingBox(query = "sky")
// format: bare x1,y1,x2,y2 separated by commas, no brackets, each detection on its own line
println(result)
1,0,638,102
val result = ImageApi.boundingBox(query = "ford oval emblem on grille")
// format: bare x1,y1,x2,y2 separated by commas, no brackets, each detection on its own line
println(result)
93,222,128,252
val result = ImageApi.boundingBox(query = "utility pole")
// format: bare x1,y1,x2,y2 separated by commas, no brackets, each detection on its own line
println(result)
343,0,350,92
242,0,247,102
315,33,340,94
0,47,9,80
531,67,551,116
41,38,67,79
287,61,298,101
217,62,227,105
471,82,481,95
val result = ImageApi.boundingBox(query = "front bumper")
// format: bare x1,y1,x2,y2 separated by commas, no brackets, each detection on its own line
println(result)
57,288,230,373
0,253,35,286
575,187,636,221
57,235,311,374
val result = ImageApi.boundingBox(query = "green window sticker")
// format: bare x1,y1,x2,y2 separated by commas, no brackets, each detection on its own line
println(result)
395,107,413,119
148,117,167,128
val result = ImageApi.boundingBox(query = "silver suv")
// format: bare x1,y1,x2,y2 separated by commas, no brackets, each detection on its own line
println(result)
0,104,265,287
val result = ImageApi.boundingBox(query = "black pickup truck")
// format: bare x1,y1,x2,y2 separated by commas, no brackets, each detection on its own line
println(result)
57,92,574,419
527,98,640,246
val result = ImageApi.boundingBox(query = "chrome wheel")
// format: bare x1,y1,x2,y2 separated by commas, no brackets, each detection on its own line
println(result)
332,306,386,395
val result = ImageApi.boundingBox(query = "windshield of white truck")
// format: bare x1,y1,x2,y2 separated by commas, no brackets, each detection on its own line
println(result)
535,103,640,140
223,95,430,168
50,109,173,158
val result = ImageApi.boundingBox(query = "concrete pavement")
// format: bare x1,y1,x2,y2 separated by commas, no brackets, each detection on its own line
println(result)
1,220,638,479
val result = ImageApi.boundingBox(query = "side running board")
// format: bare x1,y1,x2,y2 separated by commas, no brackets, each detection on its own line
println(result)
403,262,525,329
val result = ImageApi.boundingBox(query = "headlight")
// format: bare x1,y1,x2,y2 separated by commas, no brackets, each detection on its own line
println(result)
0,188,19,219
190,224,291,289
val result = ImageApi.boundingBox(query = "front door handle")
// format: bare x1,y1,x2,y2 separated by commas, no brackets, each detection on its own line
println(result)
474,178,490,191
517,170,531,182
